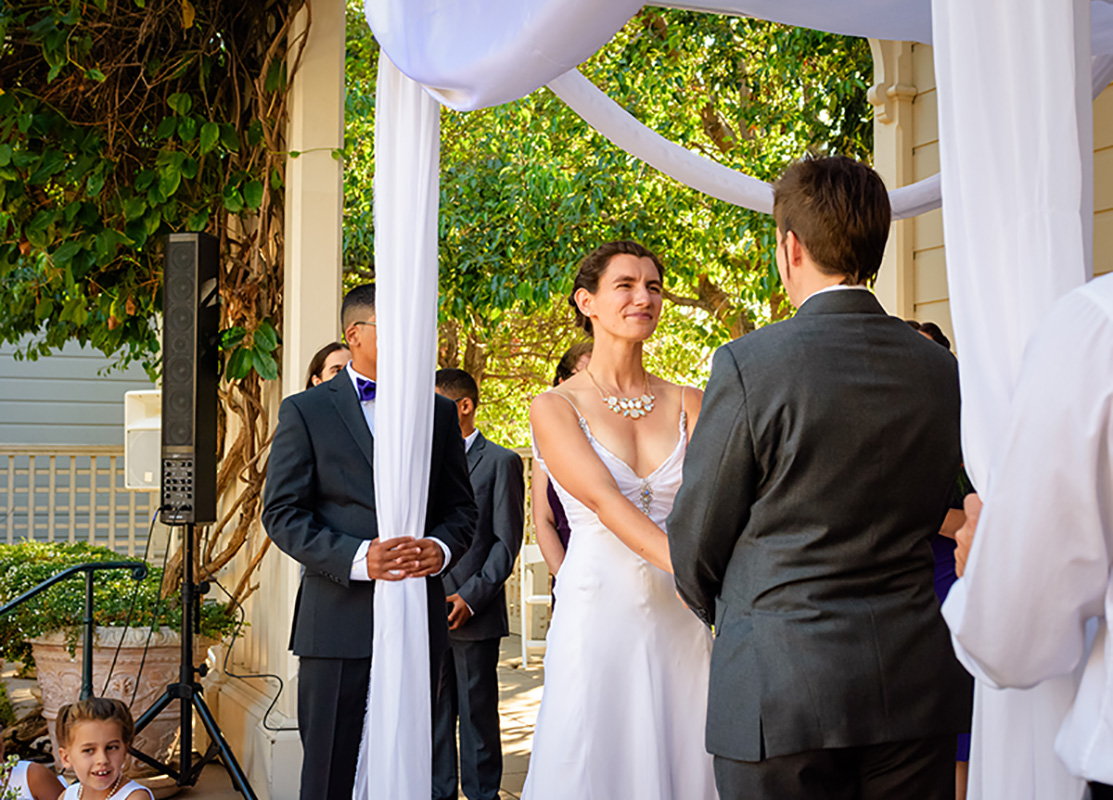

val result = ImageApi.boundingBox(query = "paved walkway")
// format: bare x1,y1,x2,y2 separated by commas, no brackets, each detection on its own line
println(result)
7,636,544,800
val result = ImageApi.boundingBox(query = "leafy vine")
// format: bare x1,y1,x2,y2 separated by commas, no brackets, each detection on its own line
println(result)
0,0,308,605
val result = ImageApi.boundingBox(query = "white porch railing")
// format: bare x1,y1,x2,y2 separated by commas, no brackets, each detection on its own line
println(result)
0,445,550,644
509,448,552,644
0,446,166,557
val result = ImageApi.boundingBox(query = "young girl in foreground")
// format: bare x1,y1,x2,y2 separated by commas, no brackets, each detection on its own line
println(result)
55,698,152,800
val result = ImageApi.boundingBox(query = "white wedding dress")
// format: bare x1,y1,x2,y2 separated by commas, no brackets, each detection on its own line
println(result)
523,401,717,800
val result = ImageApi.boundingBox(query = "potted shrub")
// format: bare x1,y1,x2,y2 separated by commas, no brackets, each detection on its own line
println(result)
0,541,237,777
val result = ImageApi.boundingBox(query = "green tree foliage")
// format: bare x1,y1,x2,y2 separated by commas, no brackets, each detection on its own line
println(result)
0,0,291,381
0,0,302,606
343,6,874,443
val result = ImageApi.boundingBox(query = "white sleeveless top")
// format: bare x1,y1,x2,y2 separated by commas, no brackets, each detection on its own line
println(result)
6,761,66,800
60,779,153,799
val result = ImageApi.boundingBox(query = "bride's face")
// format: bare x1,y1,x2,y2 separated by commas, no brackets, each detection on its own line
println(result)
577,254,663,341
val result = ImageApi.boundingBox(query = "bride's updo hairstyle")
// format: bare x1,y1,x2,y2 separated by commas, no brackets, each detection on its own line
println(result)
570,241,665,337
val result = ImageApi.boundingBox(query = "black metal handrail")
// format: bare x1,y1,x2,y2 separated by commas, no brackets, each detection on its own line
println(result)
0,561,148,699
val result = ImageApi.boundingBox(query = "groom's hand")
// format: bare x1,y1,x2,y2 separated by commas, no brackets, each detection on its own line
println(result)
402,538,445,579
366,536,422,581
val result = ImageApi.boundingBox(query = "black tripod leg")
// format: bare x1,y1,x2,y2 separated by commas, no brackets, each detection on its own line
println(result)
193,693,258,800
132,688,176,734
129,688,183,781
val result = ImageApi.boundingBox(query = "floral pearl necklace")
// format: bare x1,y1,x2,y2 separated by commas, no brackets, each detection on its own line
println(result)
585,367,656,420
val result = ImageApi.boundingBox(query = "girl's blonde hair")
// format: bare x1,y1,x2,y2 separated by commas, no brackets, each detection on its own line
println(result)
56,697,135,748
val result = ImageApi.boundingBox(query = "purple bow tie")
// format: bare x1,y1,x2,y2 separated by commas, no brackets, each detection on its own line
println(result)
356,376,377,402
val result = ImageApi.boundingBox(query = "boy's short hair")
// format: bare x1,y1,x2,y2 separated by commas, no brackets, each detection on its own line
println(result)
435,368,479,406
773,156,891,285
341,284,376,330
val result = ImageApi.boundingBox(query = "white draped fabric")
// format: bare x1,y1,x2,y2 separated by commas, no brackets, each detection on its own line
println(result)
360,1,1107,798
366,0,1113,112
352,55,441,800
933,0,1092,798
548,69,941,220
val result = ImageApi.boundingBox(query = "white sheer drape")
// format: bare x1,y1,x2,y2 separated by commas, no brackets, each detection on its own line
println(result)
352,55,441,800
548,68,942,220
933,0,1093,798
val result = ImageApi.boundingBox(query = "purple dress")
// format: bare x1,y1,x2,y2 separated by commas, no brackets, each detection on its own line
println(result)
932,487,972,762
547,480,571,603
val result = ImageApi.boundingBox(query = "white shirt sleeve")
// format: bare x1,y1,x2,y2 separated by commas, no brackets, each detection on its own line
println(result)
351,540,372,581
943,288,1113,688
430,537,452,575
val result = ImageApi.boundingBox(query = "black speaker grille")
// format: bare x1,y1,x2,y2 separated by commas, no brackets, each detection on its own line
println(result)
161,233,219,524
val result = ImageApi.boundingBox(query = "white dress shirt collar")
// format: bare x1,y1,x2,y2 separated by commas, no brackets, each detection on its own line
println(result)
798,283,872,309
464,428,479,453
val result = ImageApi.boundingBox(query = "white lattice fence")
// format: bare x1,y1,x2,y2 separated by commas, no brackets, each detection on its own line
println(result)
0,446,166,556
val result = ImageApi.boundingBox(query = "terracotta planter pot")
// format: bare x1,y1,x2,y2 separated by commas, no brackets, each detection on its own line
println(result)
31,627,202,777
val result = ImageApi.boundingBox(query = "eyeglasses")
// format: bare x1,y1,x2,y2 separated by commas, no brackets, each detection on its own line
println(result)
352,320,376,329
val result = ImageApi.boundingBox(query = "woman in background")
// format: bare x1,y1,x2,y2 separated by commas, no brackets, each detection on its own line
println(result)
304,342,350,390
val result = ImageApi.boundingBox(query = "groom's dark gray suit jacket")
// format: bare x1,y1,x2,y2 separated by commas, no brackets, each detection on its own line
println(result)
668,289,972,763
262,371,477,661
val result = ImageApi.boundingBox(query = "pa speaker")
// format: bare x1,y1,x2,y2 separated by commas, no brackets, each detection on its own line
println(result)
160,232,219,524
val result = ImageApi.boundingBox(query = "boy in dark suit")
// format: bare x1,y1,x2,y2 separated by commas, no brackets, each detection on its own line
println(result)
668,157,971,800
432,368,524,800
262,285,477,800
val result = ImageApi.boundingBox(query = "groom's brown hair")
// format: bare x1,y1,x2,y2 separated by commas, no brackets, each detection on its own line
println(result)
773,156,891,286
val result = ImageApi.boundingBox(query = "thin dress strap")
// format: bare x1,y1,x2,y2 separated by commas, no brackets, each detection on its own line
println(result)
551,391,593,440
678,386,688,432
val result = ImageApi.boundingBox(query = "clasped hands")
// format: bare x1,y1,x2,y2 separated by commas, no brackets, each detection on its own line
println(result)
365,536,444,581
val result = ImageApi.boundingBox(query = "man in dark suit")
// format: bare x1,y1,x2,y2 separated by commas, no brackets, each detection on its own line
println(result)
432,368,524,800
668,157,972,800
262,284,477,800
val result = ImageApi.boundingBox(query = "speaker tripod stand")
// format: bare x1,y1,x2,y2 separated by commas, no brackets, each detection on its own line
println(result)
130,523,258,799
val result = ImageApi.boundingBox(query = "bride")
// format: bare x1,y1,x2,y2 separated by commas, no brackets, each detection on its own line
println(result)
523,241,717,800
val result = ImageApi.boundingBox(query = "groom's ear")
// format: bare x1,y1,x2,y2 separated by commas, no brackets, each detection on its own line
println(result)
784,230,806,269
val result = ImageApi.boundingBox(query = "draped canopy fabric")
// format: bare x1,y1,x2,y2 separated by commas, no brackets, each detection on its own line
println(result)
360,1,1102,799
547,68,942,220
365,0,1113,111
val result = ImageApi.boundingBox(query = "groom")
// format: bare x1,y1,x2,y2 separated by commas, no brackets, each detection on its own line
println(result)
668,157,972,799
262,284,477,800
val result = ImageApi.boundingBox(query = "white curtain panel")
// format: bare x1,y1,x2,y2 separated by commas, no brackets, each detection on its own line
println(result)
352,55,441,800
933,0,1092,798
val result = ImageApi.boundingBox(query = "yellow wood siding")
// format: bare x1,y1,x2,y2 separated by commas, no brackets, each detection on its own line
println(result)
889,43,1113,343
1095,86,1113,276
